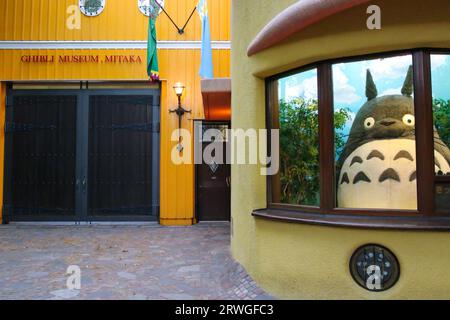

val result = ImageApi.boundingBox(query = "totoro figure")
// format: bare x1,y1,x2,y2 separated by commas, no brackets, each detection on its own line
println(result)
337,66,450,210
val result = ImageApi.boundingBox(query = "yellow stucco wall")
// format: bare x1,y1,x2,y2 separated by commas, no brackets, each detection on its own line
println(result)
231,0,450,299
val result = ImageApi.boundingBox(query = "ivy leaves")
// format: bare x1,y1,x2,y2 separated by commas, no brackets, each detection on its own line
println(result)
279,98,351,205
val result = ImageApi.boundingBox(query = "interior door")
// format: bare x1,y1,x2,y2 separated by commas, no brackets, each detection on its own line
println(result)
196,122,231,221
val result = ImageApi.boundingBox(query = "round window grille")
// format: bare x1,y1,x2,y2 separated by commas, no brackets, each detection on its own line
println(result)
350,244,400,292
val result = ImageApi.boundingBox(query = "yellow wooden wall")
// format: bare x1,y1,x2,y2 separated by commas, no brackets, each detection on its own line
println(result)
0,0,231,225
0,49,230,82
0,83,4,223
0,0,230,41
159,49,230,225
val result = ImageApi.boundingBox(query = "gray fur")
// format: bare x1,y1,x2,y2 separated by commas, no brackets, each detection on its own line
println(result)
394,150,414,162
350,156,363,166
353,171,371,184
337,67,450,178
366,70,378,101
379,168,401,183
401,66,413,97
367,150,385,161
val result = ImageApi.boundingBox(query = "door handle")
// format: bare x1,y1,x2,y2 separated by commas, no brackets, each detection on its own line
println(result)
82,177,87,193
226,176,231,187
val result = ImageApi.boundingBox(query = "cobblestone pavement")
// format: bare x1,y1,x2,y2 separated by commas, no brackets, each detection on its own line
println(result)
0,223,273,300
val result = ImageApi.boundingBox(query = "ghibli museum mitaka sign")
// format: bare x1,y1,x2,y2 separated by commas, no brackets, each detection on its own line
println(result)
20,55,144,64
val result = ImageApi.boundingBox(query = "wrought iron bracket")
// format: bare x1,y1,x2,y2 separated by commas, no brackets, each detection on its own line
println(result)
155,2,197,35
95,123,160,133
169,105,191,147
5,122,57,133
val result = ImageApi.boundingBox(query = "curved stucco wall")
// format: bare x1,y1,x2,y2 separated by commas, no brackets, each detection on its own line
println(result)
231,0,450,299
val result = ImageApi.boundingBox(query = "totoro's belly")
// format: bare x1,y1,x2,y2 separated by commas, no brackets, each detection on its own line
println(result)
337,139,449,210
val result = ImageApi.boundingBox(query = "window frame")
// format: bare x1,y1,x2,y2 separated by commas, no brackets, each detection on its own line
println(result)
257,48,450,230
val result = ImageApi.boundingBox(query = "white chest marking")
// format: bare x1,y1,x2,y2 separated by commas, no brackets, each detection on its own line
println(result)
337,139,448,210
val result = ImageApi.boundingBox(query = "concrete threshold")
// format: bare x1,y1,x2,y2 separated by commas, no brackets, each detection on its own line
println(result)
6,221,160,227
3,221,230,227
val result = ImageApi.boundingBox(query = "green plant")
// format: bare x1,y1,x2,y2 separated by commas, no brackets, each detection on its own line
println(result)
84,0,102,11
279,98,351,205
433,98,450,146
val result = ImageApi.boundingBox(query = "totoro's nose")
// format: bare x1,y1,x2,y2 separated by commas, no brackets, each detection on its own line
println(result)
380,120,396,126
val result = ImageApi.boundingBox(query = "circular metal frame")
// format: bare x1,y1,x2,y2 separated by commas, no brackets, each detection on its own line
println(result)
349,244,400,292
79,0,106,17
138,0,164,17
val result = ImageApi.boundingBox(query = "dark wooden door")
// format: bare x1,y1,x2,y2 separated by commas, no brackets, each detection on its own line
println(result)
196,122,231,221
4,89,160,222
87,95,159,219
4,94,77,221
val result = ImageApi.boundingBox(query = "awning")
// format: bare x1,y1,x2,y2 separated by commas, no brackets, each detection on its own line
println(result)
201,78,231,121
247,0,372,56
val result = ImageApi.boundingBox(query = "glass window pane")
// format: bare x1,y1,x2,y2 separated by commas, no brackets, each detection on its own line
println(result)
333,55,417,210
431,54,450,212
272,68,320,206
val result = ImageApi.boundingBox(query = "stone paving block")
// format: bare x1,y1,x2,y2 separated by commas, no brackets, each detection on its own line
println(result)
161,293,196,300
50,289,80,299
0,224,273,300
25,271,49,278
177,265,201,273
117,271,137,280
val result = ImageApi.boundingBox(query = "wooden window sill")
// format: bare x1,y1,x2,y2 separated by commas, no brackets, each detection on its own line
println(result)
252,208,450,231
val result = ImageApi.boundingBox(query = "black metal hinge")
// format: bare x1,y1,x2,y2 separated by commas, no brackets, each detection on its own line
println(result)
5,96,12,108
5,122,57,133
96,123,160,133
3,205,70,215
94,206,157,215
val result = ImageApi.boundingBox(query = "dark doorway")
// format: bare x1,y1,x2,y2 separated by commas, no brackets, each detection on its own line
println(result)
3,95,77,219
195,121,231,222
3,89,160,223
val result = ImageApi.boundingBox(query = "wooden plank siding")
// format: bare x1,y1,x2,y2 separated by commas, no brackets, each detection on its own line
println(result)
0,0,230,41
0,83,5,223
0,0,231,225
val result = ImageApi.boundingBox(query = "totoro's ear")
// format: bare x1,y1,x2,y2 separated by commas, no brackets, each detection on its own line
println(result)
366,69,378,101
401,65,413,97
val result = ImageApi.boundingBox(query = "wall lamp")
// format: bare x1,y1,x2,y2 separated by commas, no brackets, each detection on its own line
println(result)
170,82,191,152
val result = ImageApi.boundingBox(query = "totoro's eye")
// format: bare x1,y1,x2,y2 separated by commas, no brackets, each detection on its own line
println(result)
364,117,375,129
402,114,415,126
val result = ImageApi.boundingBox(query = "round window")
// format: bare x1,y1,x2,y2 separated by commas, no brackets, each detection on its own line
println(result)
350,244,400,292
